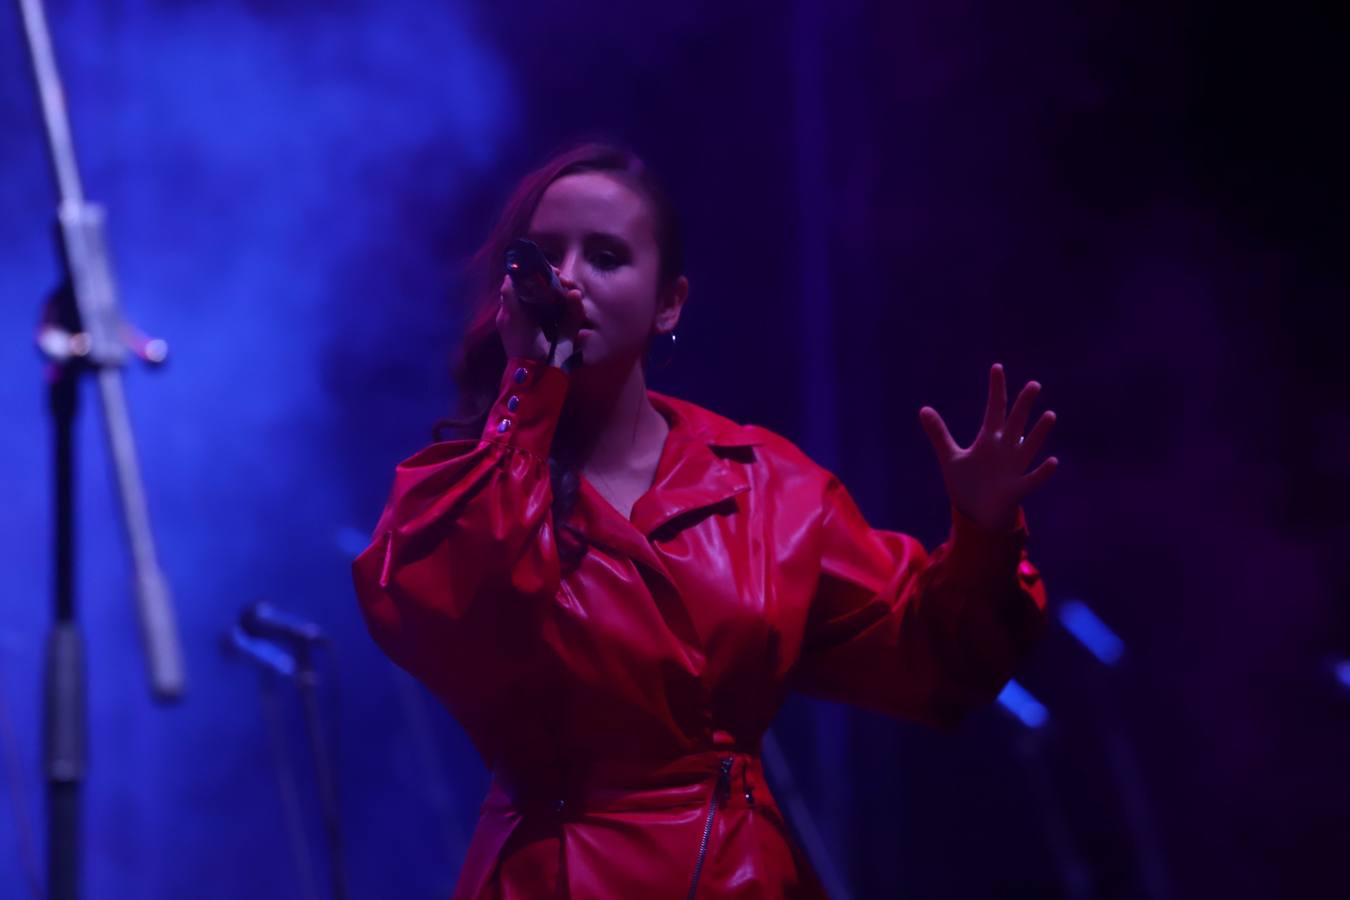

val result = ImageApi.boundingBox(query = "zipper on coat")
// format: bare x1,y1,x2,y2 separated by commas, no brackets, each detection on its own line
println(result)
686,756,735,900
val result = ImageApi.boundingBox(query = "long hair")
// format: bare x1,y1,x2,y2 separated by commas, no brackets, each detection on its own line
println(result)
437,140,686,565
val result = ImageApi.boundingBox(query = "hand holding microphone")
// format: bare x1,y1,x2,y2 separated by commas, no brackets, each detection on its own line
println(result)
497,238,586,369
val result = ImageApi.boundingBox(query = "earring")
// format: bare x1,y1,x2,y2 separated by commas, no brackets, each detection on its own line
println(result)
647,330,677,369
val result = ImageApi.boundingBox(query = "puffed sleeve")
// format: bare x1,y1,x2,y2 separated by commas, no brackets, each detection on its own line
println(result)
351,357,568,706
787,476,1047,730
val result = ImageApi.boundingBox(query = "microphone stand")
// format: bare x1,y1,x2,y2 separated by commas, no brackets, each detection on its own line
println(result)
15,2,187,898
1008,722,1093,900
993,683,1093,898
295,640,348,900
227,611,349,900
222,627,321,900
1056,602,1171,900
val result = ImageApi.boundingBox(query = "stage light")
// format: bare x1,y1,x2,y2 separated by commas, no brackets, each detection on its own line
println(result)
1058,599,1124,666
1333,657,1350,691
997,678,1049,729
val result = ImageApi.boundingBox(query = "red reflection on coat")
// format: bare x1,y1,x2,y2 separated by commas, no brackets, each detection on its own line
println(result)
353,357,1047,898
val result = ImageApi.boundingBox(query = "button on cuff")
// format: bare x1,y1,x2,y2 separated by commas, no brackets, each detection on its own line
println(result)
481,357,571,455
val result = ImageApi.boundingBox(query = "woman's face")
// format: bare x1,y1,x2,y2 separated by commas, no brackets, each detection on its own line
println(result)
525,171,686,370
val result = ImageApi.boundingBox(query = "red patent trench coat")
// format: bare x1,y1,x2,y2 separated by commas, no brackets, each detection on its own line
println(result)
353,357,1048,898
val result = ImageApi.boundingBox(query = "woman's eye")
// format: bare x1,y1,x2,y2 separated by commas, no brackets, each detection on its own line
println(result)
591,250,622,270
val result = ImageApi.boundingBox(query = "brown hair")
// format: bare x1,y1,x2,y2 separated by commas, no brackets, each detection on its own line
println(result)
438,139,686,565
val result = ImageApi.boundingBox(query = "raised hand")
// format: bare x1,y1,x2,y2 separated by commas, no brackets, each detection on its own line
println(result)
918,363,1058,532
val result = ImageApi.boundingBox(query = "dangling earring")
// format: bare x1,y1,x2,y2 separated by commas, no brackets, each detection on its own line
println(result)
647,330,677,369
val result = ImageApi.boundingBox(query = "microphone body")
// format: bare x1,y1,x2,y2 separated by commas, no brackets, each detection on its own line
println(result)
504,238,565,340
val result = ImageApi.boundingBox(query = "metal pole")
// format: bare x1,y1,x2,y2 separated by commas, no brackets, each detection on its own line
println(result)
15,2,187,896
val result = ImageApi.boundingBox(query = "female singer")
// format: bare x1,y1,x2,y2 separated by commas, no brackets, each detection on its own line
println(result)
352,141,1057,898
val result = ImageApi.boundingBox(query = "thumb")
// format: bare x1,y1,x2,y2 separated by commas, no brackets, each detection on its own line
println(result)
918,406,956,459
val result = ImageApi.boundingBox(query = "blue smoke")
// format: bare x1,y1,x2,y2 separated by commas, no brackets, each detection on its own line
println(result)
1,2,511,896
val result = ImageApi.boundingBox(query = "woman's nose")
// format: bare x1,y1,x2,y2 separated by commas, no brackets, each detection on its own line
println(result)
556,251,582,289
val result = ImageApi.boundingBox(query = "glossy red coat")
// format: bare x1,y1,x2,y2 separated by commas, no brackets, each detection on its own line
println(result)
353,356,1048,898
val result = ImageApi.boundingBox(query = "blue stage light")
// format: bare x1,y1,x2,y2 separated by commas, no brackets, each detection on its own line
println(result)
1333,658,1350,690
997,678,1049,729
1058,599,1125,666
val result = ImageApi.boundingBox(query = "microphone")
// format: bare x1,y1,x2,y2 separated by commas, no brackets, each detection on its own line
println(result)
239,600,325,647
504,238,565,341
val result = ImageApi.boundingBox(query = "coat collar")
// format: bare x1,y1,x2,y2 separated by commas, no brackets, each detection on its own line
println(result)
570,390,757,573
645,389,761,451
629,390,757,537
559,391,758,663
555,391,757,675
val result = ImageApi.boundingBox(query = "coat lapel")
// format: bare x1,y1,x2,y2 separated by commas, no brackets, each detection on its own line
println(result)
563,391,759,660
631,391,758,538
569,391,758,565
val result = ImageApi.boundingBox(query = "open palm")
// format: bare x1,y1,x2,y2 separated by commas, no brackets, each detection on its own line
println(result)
919,363,1059,532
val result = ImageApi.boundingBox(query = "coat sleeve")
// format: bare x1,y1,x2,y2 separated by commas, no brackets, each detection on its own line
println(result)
351,357,568,709
787,476,1047,730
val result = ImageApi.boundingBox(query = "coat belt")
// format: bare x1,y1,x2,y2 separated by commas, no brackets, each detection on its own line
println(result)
486,733,766,818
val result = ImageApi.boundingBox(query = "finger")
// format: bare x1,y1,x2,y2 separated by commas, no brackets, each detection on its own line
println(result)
1021,455,1059,494
1004,380,1042,444
561,287,585,326
919,406,959,459
1017,409,1056,461
982,363,1007,434
499,275,519,309
556,265,580,292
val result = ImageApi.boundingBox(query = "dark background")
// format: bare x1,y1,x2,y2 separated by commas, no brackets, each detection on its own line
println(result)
1,1,1345,897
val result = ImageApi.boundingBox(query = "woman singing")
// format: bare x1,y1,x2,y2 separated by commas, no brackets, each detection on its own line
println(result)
352,141,1058,898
